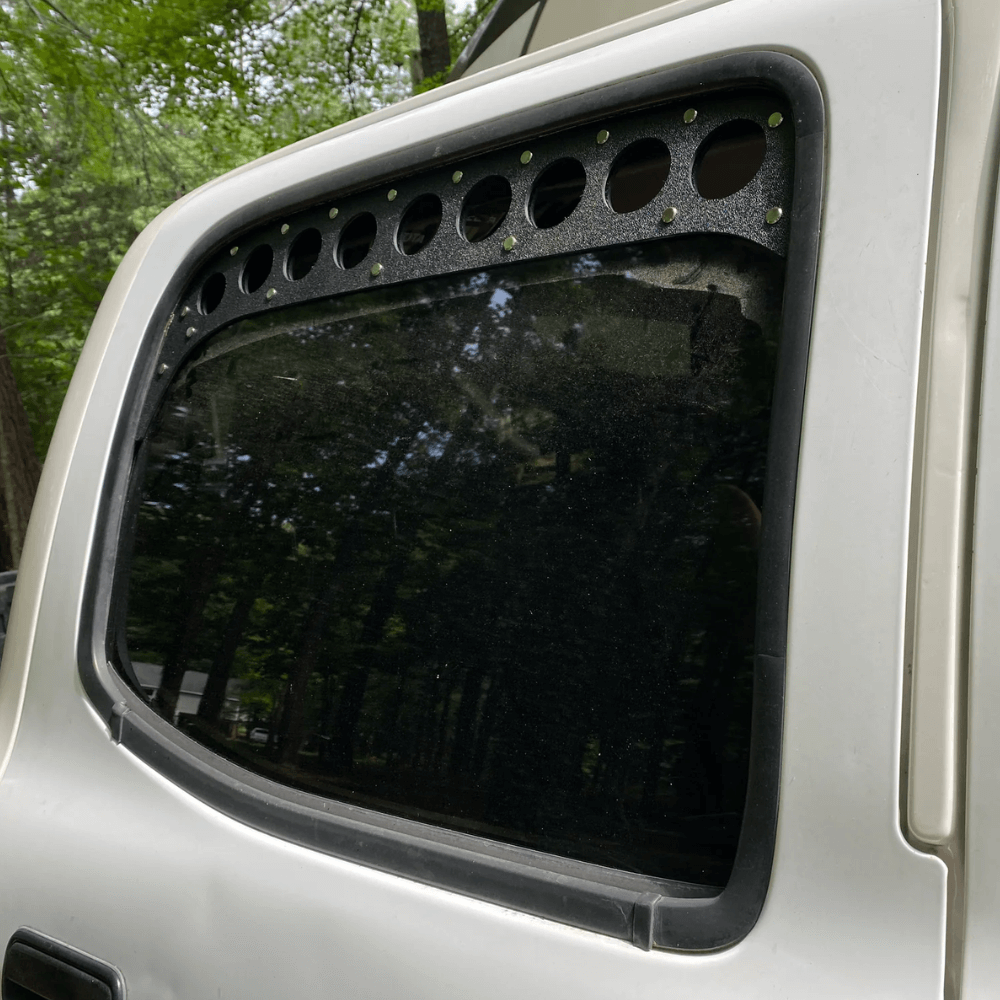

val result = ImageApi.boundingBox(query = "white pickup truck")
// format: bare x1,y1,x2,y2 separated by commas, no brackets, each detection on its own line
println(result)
0,0,996,997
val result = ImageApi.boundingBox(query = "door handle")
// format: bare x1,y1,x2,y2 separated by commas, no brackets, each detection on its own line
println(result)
2,929,123,1000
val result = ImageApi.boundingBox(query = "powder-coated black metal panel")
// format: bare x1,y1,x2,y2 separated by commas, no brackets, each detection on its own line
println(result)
149,89,792,437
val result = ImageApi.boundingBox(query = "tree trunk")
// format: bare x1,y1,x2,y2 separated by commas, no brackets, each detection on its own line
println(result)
197,588,257,725
416,0,451,82
0,334,41,571
327,549,408,772
155,546,222,722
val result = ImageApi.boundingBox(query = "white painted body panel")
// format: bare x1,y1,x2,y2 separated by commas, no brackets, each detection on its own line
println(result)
0,0,951,996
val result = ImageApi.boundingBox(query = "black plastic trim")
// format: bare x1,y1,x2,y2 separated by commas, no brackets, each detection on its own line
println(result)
79,51,824,952
2,929,124,1000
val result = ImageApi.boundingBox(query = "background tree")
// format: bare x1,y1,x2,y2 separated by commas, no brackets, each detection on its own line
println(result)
413,0,450,88
0,0,497,569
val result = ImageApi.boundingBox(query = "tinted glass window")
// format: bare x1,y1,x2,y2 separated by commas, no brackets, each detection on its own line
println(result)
123,236,782,887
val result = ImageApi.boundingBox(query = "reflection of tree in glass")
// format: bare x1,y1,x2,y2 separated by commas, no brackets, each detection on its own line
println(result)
124,236,783,888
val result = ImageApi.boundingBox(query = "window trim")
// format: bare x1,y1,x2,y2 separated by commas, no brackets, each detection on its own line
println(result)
79,51,824,952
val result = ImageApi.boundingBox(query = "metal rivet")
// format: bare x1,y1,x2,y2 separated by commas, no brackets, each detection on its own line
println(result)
371,262,383,276
452,170,464,184
520,150,532,165
266,287,277,299
387,189,397,202
329,207,339,219
186,326,196,338
661,206,678,224
768,112,784,128
596,129,610,145
502,235,517,252
157,363,169,376
180,305,190,318
683,108,697,124
229,246,239,256
766,207,783,224
281,223,290,234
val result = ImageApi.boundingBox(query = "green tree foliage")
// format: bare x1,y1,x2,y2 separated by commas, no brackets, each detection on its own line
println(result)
0,0,497,465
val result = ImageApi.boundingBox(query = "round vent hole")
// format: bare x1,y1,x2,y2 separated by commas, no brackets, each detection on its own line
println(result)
397,194,442,256
286,228,322,280
460,177,512,243
199,272,226,315
529,158,587,229
337,213,377,269
241,244,273,294
694,119,767,199
606,138,671,214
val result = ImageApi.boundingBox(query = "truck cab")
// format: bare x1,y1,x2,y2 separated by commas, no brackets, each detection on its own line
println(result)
0,0,997,996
